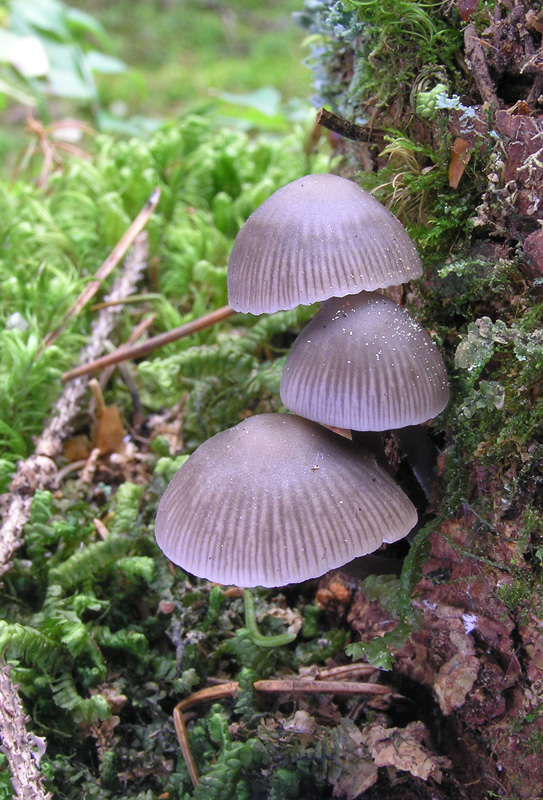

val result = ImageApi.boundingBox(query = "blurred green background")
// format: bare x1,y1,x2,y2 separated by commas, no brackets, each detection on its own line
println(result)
0,0,312,165
80,0,311,115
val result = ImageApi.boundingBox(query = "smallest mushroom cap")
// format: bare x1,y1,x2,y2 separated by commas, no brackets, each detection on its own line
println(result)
280,291,450,431
155,413,417,588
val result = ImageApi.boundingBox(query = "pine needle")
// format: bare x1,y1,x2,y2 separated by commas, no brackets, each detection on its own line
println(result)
61,304,236,382
42,187,160,349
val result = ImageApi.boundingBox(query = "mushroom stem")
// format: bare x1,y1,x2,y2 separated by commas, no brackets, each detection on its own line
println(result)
342,553,403,579
351,425,441,502
395,425,440,502
350,430,390,473
243,590,297,648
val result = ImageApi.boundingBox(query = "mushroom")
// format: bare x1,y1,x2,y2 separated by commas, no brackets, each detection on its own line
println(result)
280,291,449,432
227,173,423,315
155,413,417,588
279,291,449,499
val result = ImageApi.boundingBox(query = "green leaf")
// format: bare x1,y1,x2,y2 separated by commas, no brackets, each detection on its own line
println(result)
109,482,144,536
95,109,162,136
65,6,109,46
346,639,394,670
0,29,24,56
84,50,126,75
47,535,130,589
117,556,155,583
208,712,229,746
0,459,16,493
10,0,69,38
219,87,282,116
215,88,291,131
346,622,411,670
46,64,95,101
0,419,27,456
0,77,36,105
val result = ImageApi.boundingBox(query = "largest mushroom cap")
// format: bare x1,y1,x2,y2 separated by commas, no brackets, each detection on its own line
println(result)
280,292,450,431
155,413,417,588
227,173,423,314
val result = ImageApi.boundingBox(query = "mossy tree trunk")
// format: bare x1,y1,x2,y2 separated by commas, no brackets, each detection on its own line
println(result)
303,2,543,796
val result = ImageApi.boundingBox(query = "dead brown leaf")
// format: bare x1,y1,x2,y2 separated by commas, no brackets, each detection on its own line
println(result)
362,720,452,782
91,404,126,456
449,137,472,189
457,0,479,22
330,719,378,800
333,756,378,799
63,434,92,461
434,630,480,715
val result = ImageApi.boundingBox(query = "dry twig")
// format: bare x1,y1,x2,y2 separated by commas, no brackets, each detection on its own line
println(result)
0,234,150,800
93,310,156,396
173,667,394,788
253,679,391,695
315,107,369,141
173,683,240,788
62,304,236,382
16,116,94,190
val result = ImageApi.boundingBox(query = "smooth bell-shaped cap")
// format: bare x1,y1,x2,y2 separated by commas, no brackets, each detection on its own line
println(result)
155,413,417,588
227,173,423,314
280,292,449,431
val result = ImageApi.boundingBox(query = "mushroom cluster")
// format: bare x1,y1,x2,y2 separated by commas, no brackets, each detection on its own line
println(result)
156,174,449,588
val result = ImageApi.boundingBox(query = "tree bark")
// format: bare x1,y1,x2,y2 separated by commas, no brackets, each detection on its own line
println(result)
315,3,543,796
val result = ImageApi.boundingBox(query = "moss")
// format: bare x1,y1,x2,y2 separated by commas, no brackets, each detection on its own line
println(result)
298,0,461,120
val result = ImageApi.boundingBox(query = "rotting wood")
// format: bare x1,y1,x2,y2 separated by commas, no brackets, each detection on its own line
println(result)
464,23,499,106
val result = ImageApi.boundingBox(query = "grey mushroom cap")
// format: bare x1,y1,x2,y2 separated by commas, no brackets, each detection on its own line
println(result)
227,173,423,315
155,413,417,588
280,292,450,431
